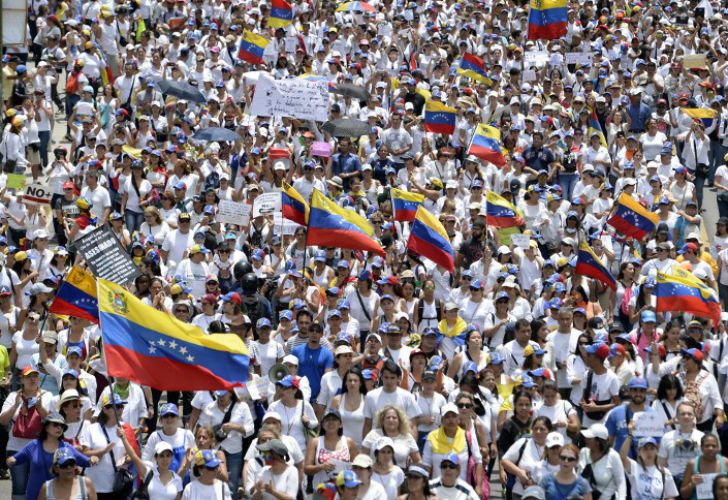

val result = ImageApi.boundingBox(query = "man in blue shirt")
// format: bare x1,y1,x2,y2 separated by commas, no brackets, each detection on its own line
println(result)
605,375,649,458
627,87,651,133
292,321,333,401
523,131,555,173
330,138,361,190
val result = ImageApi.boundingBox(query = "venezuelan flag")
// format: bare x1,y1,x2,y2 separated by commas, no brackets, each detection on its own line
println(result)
424,100,457,135
238,31,269,65
469,124,506,167
406,206,455,271
458,53,490,83
268,0,293,28
486,191,524,228
391,188,425,222
281,181,309,226
682,108,718,119
308,189,385,256
98,279,250,390
575,241,617,291
607,193,660,241
655,268,721,325
588,110,607,148
48,266,98,323
527,0,568,40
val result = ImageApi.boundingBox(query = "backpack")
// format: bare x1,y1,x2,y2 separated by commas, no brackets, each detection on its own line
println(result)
683,371,707,420
12,397,42,439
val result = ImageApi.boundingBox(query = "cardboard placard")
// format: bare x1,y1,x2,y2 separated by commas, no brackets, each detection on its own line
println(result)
23,182,52,205
217,200,251,226
524,51,549,64
511,234,531,250
250,73,330,122
565,52,593,65
682,54,708,69
311,141,331,158
74,224,142,286
252,192,282,218
522,70,538,82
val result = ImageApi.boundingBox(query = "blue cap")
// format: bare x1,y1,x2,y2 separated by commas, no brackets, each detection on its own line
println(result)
641,310,656,323
327,309,342,319
638,437,659,448
470,279,483,290
195,449,221,468
549,298,562,310
326,286,340,296
528,368,550,378
101,393,127,406
496,291,510,301
629,377,648,390
53,448,77,467
62,369,79,379
362,369,376,380
585,342,607,355
256,318,271,329
462,361,478,374
520,375,536,388
381,294,394,302
359,270,371,281
423,327,439,337
251,249,264,261
337,259,350,269
442,452,460,466
336,469,362,488
337,299,351,310
276,374,298,388
314,252,326,262
66,346,83,357
279,310,293,321
160,403,179,416
489,352,504,365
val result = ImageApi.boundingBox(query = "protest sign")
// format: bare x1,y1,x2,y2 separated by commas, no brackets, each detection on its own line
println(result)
682,54,707,69
218,200,251,226
511,234,531,250
75,224,141,285
524,51,549,64
565,52,593,65
24,182,52,205
633,410,666,438
311,141,332,158
522,70,538,82
253,192,282,218
274,212,301,235
250,73,330,122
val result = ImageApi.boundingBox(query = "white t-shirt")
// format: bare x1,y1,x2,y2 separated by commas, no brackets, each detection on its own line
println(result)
363,387,422,421
371,466,404,499
181,479,232,500
657,428,704,477
503,437,545,497
257,465,299,499
79,422,126,493
80,185,111,221
121,177,152,213
142,428,196,462
580,369,620,426
198,401,253,454
626,460,679,500
144,462,184,500
2,390,53,451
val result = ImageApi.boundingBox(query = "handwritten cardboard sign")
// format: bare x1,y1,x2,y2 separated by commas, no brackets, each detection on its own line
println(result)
565,52,593,65
217,200,251,226
250,73,330,122
633,410,666,438
311,141,331,158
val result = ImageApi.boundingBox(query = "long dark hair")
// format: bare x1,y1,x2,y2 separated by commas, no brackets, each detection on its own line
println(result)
341,369,367,396
656,374,683,402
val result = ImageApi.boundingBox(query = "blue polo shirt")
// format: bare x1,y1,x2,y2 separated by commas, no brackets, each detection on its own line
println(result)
291,343,334,400
605,404,659,458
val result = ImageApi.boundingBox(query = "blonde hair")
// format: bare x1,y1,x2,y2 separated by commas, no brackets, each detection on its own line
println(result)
375,404,411,437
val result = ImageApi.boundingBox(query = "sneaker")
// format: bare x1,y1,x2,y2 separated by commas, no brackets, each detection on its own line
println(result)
0,469,9,479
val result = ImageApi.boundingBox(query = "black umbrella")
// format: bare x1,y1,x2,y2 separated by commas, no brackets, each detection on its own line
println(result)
192,127,242,142
322,118,371,137
331,83,370,101
156,80,208,104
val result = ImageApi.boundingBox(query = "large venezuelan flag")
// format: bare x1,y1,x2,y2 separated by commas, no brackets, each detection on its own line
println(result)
308,189,385,256
391,188,424,222
607,193,660,241
655,268,721,325
575,241,617,291
406,206,455,272
588,110,607,148
424,100,457,135
238,31,269,65
457,53,490,83
682,108,718,119
469,124,506,167
527,0,568,40
98,279,250,390
268,0,293,28
49,266,98,323
486,191,524,228
281,181,309,226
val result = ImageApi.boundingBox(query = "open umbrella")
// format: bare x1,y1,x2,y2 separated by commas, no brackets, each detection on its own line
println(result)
192,127,242,142
156,80,208,104
322,118,371,137
336,1,375,12
331,83,370,101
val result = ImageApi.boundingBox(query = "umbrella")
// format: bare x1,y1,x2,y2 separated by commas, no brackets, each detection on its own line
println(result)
336,1,375,12
322,118,371,137
331,83,370,101
192,127,242,142
156,80,208,104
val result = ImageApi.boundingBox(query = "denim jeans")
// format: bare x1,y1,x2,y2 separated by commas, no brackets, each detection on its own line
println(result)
224,450,243,499
124,210,144,235
38,130,50,167
558,173,579,202
9,450,29,499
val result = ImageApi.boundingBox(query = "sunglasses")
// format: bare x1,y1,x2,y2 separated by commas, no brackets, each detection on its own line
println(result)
57,462,76,469
457,403,473,409
560,456,577,462
174,308,189,313
440,463,458,469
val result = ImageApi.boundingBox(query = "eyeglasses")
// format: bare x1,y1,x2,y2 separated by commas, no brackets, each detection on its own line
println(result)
457,403,473,409
560,456,577,462
440,463,458,469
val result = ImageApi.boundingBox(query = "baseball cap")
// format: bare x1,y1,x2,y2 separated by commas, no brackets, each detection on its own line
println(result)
628,377,648,390
336,470,362,489
159,403,179,416
585,343,610,360
580,423,609,440
545,432,564,448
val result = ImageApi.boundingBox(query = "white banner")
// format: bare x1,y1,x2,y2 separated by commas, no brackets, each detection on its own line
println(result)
250,73,330,122
633,410,666,438
565,52,593,65
217,200,251,226
524,51,549,64
2,0,28,47
253,192,282,218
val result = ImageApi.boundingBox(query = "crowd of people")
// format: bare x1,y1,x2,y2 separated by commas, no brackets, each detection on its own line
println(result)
5,0,728,500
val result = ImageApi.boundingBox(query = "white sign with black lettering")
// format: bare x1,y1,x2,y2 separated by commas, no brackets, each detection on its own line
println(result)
253,192,282,218
24,182,52,205
250,73,330,122
217,200,251,226
633,410,666,438
565,52,593,65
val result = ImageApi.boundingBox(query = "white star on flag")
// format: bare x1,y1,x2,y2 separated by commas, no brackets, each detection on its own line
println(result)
158,339,166,347
186,355,195,362
169,340,178,350
149,346,156,354
179,346,188,355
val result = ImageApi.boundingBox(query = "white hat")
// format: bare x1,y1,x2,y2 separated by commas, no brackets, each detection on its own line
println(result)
375,436,395,451
497,245,512,254
581,423,609,440
352,454,373,468
334,345,354,356
282,354,299,365
686,231,701,241
545,432,564,448
262,411,282,422
440,402,459,416
273,161,286,171
445,179,459,190
624,178,637,186
155,441,173,455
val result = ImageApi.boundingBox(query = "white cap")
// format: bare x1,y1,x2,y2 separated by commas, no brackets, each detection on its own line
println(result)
155,441,173,455
581,423,609,440
273,161,286,171
282,354,299,365
375,436,395,451
545,432,564,448
497,245,512,254
441,402,459,416
262,411,282,422
352,454,373,468
334,345,354,356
